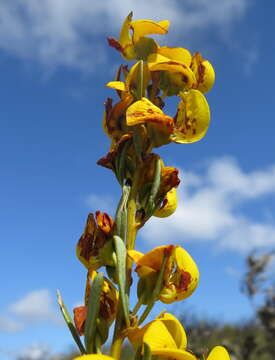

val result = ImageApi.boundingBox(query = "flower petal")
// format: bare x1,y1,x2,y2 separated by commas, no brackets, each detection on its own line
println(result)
136,245,174,270
158,46,192,66
126,97,173,131
154,188,178,218
73,356,115,360
131,19,169,44
148,60,196,89
143,320,177,349
158,313,187,349
151,348,196,360
207,346,231,360
106,81,127,92
171,89,210,143
191,52,215,93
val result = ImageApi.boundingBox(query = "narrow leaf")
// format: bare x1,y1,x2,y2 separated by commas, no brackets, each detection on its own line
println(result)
84,272,104,353
138,253,168,325
146,157,161,216
143,343,152,360
113,235,130,327
56,290,86,354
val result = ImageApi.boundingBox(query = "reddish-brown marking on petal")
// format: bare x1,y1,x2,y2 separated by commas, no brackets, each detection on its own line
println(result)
96,211,114,234
73,306,87,336
164,245,174,257
99,294,116,321
197,62,206,85
107,38,123,53
105,97,113,114
178,270,192,292
78,214,96,262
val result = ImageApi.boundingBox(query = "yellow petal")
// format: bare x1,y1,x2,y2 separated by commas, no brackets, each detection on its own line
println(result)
158,47,192,66
128,249,144,263
207,346,231,360
158,313,187,349
126,97,173,130
148,53,171,64
126,62,150,91
73,356,115,360
148,60,196,89
151,348,196,360
143,320,177,350
131,19,169,44
171,89,210,143
191,52,215,93
117,12,136,60
154,187,178,218
136,245,173,270
106,81,127,92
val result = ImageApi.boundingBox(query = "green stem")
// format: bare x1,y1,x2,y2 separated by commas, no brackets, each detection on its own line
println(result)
132,296,143,315
138,254,168,325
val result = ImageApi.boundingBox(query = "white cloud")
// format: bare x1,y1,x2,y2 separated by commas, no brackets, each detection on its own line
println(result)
0,0,249,70
0,316,23,333
85,193,116,214
8,289,60,325
141,157,275,253
16,344,51,360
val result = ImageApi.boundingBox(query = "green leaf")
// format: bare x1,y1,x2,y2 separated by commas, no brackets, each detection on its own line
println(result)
84,272,104,353
56,290,86,354
138,253,168,325
146,157,161,217
113,235,130,327
142,343,152,360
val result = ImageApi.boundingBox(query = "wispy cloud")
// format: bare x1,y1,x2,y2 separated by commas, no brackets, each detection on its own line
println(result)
141,157,275,253
0,316,23,333
0,0,249,71
85,193,116,214
9,289,59,324
0,289,61,333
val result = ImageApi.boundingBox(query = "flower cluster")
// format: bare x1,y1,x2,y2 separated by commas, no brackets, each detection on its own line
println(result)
58,12,231,360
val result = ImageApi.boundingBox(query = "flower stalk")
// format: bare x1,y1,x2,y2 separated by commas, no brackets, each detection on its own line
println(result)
58,11,232,360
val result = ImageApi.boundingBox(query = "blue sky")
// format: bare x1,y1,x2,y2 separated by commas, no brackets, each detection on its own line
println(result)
1,0,275,358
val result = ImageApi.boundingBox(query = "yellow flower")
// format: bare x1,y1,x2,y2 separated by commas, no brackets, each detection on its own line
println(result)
103,95,134,141
107,61,151,99
191,52,215,94
128,245,199,304
206,346,231,360
73,270,118,337
73,356,115,360
108,13,169,60
148,52,196,96
76,212,115,270
154,187,177,218
128,313,196,360
126,90,210,145
171,89,210,143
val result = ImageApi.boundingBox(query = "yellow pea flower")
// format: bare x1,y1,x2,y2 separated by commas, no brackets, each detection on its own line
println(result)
73,356,115,360
128,245,199,304
126,91,210,145
74,270,118,337
103,95,134,141
191,52,215,94
147,51,196,96
154,187,178,218
128,313,195,360
106,62,151,101
206,346,231,360
108,13,169,60
76,212,115,270
171,89,210,143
